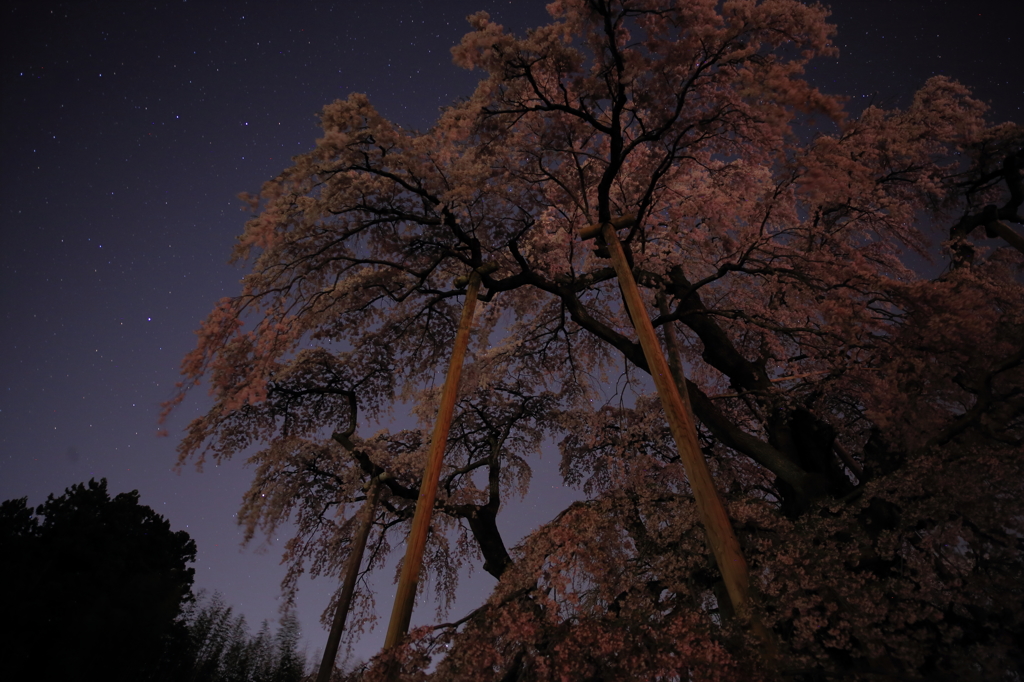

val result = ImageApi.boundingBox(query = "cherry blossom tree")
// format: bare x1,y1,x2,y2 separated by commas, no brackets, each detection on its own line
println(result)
167,0,1023,679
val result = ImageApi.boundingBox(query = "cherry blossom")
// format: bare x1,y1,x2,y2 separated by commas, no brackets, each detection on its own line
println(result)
167,1,1023,678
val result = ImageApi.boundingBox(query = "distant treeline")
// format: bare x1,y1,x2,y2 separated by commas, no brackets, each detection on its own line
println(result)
179,591,306,682
0,478,307,682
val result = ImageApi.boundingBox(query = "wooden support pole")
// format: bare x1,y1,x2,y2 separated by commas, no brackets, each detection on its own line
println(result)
583,219,753,621
315,475,384,682
579,213,636,241
988,219,1024,256
382,269,485,650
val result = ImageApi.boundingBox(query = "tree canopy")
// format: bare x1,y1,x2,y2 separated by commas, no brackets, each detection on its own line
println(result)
167,1,1024,679
1,478,198,681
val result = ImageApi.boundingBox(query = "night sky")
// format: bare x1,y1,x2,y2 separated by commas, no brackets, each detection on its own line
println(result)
3,0,1021,668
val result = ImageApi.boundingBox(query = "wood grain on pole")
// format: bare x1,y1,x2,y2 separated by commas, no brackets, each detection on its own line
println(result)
315,475,383,682
593,221,752,618
382,270,483,650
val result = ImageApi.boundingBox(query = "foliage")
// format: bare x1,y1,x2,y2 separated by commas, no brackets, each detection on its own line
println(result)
167,0,1024,679
180,591,307,682
0,478,198,682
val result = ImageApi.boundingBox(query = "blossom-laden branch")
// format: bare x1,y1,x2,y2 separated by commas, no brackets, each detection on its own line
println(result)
168,1,1024,678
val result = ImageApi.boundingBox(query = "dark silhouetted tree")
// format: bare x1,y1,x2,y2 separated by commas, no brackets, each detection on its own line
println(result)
1,478,197,681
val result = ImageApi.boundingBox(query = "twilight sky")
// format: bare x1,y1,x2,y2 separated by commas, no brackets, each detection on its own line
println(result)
2,0,1021,668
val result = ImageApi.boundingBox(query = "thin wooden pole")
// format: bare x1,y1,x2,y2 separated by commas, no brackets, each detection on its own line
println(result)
315,475,383,682
988,219,1024,256
382,269,484,650
583,220,753,621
